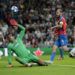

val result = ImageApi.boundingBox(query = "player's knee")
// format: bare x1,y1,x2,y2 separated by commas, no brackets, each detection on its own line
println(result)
62,46,68,51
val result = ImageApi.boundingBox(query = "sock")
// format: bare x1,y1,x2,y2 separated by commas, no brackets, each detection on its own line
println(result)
59,48,64,58
50,52,56,62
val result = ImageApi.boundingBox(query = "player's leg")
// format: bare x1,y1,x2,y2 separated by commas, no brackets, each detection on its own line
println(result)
50,38,59,63
62,46,72,52
50,45,58,63
60,35,72,52
58,47,64,60
36,59,48,66
15,57,32,67
29,54,48,66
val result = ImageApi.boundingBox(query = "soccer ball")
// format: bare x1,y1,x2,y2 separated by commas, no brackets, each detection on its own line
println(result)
69,48,75,58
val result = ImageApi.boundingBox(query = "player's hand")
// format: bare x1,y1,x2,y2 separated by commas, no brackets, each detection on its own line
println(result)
50,27,53,30
10,19,18,27
50,27,55,30
8,64,13,68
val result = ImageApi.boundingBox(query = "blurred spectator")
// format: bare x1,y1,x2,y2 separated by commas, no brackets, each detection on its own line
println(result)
0,20,8,36
0,0,75,48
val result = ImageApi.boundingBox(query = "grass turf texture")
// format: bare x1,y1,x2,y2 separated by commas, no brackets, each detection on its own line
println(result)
0,55,75,75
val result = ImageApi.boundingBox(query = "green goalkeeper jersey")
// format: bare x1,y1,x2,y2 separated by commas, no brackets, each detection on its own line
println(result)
8,25,31,64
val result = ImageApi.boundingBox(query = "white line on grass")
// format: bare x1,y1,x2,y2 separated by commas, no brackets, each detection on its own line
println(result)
52,64,75,68
46,60,75,68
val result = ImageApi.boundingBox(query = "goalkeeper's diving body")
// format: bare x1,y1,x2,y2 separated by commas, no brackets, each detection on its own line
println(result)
7,24,48,67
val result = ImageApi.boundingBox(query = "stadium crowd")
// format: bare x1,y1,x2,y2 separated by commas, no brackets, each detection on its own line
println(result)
0,0,75,48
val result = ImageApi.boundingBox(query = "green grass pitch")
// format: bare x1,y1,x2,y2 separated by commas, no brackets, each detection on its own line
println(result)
0,55,75,75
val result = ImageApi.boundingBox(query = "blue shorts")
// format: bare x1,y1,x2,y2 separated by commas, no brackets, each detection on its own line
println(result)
54,35,68,47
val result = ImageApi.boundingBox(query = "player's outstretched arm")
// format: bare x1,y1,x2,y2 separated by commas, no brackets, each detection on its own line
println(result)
51,21,63,30
7,45,13,67
18,24,25,39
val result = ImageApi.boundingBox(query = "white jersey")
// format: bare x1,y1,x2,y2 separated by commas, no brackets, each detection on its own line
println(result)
70,48,75,56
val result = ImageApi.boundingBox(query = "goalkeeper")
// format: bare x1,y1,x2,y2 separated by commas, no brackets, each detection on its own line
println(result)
7,22,47,67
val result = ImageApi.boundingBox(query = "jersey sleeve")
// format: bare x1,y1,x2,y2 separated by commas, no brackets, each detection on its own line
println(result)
18,24,25,39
